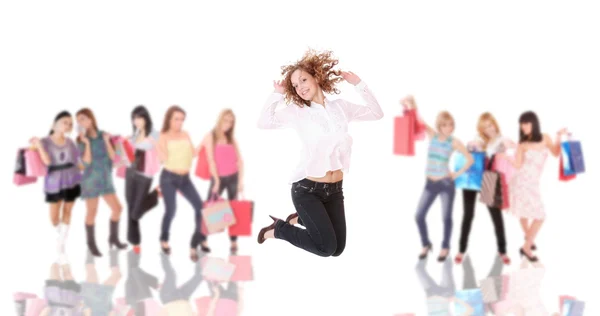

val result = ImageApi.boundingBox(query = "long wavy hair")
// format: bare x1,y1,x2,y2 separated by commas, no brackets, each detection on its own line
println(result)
280,49,343,107
477,112,501,149
75,108,99,142
212,109,235,144
161,105,186,133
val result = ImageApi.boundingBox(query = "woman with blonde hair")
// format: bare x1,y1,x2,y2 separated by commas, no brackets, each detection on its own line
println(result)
455,112,515,265
403,96,473,262
157,105,209,262
199,109,244,254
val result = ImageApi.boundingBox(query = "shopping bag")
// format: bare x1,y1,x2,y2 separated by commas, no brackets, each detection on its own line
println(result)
562,299,585,316
229,255,253,281
413,109,427,141
25,149,47,177
110,136,131,169
14,173,37,186
24,298,47,316
454,289,485,316
116,165,127,179
195,146,210,180
201,196,236,234
143,148,161,176
201,257,236,281
560,295,577,313
480,156,503,208
393,111,415,156
559,155,576,182
453,151,485,190
565,140,585,174
15,148,27,175
493,152,516,182
228,197,253,236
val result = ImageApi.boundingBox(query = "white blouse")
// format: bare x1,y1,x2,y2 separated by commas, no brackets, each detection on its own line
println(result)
257,80,384,183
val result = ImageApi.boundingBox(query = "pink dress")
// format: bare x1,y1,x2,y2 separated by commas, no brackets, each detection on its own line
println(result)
509,149,548,220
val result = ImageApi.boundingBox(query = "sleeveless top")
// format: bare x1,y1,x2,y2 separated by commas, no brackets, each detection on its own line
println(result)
214,144,238,176
164,139,193,171
426,135,453,178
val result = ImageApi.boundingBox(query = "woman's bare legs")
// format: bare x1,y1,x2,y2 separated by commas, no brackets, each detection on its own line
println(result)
50,202,62,253
61,202,75,224
103,250,122,286
523,219,544,257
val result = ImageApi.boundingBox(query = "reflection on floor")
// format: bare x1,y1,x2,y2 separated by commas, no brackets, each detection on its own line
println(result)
393,256,586,316
13,250,253,315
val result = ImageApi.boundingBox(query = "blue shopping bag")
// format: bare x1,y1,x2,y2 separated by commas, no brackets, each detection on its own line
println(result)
455,289,485,316
453,152,485,191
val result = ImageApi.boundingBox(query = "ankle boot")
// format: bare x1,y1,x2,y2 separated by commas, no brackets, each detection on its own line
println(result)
109,220,127,250
85,224,102,257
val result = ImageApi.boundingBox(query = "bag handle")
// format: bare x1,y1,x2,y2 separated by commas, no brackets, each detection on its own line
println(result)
486,154,496,171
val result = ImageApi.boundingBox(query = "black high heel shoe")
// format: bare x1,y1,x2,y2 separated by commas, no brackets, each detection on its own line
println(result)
419,244,432,260
437,249,450,262
161,244,171,255
200,244,211,253
519,248,538,262
257,215,280,244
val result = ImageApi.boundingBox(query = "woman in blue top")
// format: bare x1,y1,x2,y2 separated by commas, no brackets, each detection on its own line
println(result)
403,96,473,262
76,108,127,257
125,106,161,254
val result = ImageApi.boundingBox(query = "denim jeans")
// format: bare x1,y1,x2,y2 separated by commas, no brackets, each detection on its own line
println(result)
415,178,456,249
159,170,205,248
458,190,507,254
274,179,346,257
207,172,239,242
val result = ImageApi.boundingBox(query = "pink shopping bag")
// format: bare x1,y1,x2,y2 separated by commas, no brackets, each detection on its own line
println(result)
229,255,253,281
24,298,47,316
144,148,161,176
13,292,38,301
25,149,47,177
116,165,127,179
14,173,37,186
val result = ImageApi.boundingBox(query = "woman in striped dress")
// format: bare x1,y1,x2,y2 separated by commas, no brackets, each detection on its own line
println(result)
403,96,473,262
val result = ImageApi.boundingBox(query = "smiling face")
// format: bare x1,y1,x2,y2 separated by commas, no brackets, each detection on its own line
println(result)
291,69,320,102
55,116,74,135
170,111,185,132
520,122,533,136
439,120,455,137
76,114,93,131
133,116,146,132
481,119,498,139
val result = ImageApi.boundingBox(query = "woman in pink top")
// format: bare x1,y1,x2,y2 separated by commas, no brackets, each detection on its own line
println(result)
200,109,244,254
256,49,384,257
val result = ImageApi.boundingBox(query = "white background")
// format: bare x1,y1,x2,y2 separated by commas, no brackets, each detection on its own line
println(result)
1,1,599,315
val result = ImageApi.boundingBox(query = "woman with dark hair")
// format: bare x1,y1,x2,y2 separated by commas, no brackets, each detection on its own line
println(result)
125,105,161,254
256,49,384,257
30,111,82,255
76,108,127,257
497,111,566,262
157,105,209,262
200,109,245,254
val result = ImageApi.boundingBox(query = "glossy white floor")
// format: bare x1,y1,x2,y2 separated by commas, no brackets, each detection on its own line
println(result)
2,1,599,315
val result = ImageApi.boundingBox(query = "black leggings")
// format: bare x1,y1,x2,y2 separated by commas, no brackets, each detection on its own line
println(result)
274,179,346,257
207,173,239,242
458,190,507,254
125,167,159,245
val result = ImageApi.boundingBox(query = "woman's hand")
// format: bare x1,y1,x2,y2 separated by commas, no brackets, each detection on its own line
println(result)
211,179,220,194
556,127,568,136
340,71,361,85
237,182,244,195
273,80,286,94
79,133,90,145
29,137,42,148
103,132,112,143
400,95,416,110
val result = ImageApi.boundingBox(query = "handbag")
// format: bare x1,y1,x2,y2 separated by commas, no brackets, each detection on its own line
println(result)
15,148,27,175
201,257,236,281
201,194,236,234
25,149,47,177
229,255,253,281
559,154,576,182
228,193,253,237
393,110,415,156
195,146,211,180
453,151,486,190
480,155,503,208
143,148,161,176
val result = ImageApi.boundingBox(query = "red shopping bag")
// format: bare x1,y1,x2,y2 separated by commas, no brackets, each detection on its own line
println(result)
195,146,210,180
394,111,415,156
229,255,253,281
25,149,47,177
559,155,576,182
228,199,253,236
498,173,510,210
122,138,135,163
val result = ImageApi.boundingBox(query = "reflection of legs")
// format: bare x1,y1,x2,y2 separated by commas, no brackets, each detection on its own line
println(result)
220,282,239,301
176,262,204,300
440,258,456,293
415,260,440,296
486,255,504,278
85,252,98,284
159,253,178,303
462,255,477,289
103,250,122,286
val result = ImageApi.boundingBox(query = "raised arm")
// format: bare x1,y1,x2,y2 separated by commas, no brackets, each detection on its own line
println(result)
546,129,567,157
257,81,296,129
452,138,474,179
337,72,384,122
401,95,436,139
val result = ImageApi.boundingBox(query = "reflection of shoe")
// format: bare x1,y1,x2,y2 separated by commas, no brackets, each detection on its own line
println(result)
230,245,238,255
133,245,141,254
454,253,464,264
258,216,280,244
500,254,511,265
161,244,171,255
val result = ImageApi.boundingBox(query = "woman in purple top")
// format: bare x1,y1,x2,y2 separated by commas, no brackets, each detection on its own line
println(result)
31,111,83,255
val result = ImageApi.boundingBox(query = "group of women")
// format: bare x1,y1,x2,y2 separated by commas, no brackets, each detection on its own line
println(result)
32,105,245,263
256,49,567,266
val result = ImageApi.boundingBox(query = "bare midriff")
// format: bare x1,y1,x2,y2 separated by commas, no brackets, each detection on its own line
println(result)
306,169,343,183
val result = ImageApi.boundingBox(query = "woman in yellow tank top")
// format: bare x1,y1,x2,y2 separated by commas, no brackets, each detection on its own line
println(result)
157,105,209,262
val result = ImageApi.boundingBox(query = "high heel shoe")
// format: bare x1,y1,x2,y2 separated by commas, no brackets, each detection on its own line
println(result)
257,215,280,244
285,213,299,224
190,249,199,262
161,244,171,255
200,244,211,253
519,248,538,262
437,249,450,262
418,245,432,260
454,253,464,264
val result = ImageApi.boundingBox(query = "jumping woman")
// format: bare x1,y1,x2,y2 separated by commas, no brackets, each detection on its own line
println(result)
256,49,384,257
